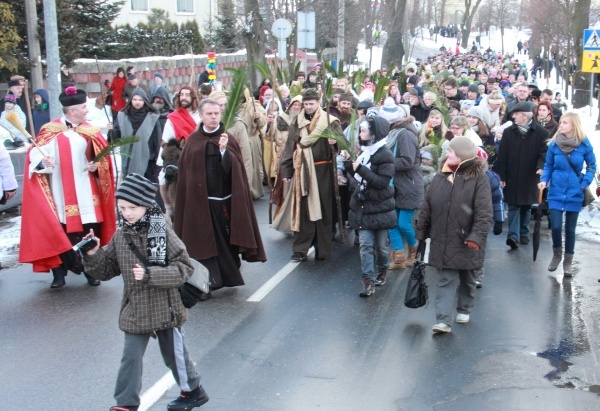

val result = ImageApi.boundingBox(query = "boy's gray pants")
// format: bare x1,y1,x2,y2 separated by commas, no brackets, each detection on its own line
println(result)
114,327,200,407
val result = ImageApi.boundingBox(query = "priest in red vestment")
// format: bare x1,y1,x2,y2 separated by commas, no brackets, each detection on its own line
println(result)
19,87,116,288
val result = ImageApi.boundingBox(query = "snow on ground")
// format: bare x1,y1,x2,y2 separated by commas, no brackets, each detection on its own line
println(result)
0,216,21,269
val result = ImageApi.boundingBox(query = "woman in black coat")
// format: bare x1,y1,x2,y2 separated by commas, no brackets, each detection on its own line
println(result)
416,137,492,333
347,116,397,297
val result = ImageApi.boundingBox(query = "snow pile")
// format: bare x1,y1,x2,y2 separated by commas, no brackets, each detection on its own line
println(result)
0,216,20,268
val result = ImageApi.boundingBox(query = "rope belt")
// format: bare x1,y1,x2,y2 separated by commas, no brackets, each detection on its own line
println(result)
314,160,332,165
164,164,179,171
208,194,233,201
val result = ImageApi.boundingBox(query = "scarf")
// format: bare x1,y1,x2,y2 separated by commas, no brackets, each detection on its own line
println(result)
129,107,149,134
119,202,167,266
555,133,580,154
354,138,388,189
517,119,532,136
538,115,550,127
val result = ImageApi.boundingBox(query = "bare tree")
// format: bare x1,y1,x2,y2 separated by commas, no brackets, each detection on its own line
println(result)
382,0,408,66
490,0,517,54
460,0,485,48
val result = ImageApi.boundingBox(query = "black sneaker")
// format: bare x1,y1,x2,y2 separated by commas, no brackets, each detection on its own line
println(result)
506,238,518,250
520,236,529,245
167,385,209,411
375,269,388,286
291,252,306,262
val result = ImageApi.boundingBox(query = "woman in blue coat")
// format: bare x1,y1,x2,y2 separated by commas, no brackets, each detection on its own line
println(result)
538,112,596,276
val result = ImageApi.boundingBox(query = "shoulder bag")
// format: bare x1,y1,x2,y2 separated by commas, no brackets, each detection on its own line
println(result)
123,233,210,308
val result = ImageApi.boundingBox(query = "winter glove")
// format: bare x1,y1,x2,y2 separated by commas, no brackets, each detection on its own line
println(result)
493,221,503,235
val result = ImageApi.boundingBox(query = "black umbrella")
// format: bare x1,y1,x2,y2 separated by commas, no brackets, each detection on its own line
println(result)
533,188,545,262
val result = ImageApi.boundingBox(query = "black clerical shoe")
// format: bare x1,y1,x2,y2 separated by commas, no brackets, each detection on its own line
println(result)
51,276,66,288
85,273,101,286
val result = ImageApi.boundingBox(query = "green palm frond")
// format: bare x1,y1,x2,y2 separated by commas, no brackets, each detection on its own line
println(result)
324,77,333,100
290,81,303,98
324,61,337,77
253,61,282,102
374,76,390,105
347,110,359,160
318,127,350,152
222,67,248,130
93,136,140,163
351,69,365,95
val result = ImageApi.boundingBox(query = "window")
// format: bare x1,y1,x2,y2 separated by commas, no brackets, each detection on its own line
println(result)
177,0,195,13
131,0,148,12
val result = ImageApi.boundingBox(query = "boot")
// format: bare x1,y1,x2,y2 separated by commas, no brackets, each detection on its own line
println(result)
85,273,101,286
405,244,419,266
50,269,66,289
375,269,388,286
548,247,562,272
359,278,375,297
563,253,574,277
388,250,406,270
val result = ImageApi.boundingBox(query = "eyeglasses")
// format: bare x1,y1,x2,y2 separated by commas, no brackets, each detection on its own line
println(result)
449,125,462,130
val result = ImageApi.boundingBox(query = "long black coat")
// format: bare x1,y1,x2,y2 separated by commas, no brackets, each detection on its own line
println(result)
415,157,492,270
495,122,548,205
389,118,424,210
347,144,397,230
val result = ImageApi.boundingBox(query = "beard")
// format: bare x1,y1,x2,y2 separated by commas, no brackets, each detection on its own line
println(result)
152,102,164,111
180,99,191,108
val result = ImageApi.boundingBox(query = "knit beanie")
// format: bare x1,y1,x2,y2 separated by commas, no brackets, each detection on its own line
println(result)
449,136,478,161
154,72,164,79
378,97,406,124
116,174,157,207
460,100,475,111
468,83,479,94
4,93,17,104
467,106,485,122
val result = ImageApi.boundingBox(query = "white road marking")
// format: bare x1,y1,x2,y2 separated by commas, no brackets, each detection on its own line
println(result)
139,371,176,411
247,247,314,302
139,247,312,409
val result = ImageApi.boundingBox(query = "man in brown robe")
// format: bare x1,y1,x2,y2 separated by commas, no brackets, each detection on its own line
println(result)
174,99,266,290
280,89,344,262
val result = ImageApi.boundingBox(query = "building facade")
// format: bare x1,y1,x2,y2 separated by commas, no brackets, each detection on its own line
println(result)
111,0,219,33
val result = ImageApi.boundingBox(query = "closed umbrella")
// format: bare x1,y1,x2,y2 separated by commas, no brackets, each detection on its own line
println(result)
533,189,545,262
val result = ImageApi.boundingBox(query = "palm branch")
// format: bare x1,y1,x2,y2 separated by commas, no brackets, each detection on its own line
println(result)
289,81,303,98
374,76,390,105
222,67,248,130
347,110,359,160
323,77,334,100
93,136,140,163
319,127,351,152
253,61,283,103
351,69,365,95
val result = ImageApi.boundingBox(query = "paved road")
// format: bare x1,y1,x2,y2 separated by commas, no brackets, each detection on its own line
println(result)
1,197,599,410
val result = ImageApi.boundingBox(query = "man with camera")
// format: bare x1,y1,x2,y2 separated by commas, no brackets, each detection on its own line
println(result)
19,87,116,288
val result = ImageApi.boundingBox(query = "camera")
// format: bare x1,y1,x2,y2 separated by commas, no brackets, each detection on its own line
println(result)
73,237,97,254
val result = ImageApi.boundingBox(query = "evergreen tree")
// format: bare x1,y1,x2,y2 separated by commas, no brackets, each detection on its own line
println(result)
71,0,125,58
214,0,242,53
0,3,21,72
181,20,205,54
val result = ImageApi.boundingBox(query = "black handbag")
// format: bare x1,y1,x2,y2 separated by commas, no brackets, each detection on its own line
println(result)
123,233,210,309
404,242,429,309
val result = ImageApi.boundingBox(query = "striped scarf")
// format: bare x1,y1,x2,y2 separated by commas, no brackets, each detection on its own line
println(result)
517,120,532,135
119,202,167,266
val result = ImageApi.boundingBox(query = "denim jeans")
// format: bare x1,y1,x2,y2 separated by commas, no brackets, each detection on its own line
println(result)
388,208,417,250
507,204,531,240
549,209,579,254
359,229,390,280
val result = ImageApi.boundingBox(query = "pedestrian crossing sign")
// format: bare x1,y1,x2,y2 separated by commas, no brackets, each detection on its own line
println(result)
582,51,600,73
583,29,600,51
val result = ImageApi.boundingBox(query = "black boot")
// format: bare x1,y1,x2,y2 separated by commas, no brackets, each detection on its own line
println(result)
359,278,375,297
84,273,101,286
51,269,66,288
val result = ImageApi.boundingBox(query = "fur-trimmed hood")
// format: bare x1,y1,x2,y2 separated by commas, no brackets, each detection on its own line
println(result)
390,115,418,133
439,156,488,179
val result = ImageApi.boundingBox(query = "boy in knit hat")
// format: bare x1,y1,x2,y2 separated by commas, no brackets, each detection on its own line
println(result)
82,174,208,411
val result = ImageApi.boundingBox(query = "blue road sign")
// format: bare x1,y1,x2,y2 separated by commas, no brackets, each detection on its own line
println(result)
583,29,600,51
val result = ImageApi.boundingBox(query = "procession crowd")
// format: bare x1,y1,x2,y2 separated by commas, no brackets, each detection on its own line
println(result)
0,44,597,411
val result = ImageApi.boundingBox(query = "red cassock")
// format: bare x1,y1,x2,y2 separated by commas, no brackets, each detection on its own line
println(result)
19,120,116,272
